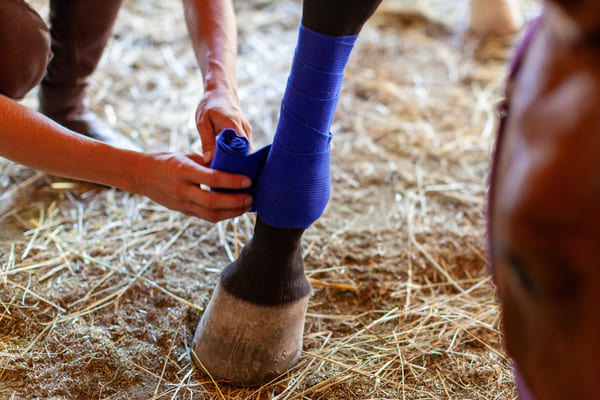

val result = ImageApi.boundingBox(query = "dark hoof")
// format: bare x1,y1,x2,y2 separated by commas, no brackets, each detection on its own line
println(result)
191,283,310,386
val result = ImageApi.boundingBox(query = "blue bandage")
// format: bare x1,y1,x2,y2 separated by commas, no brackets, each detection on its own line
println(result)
209,26,358,228
210,129,270,211
254,25,358,228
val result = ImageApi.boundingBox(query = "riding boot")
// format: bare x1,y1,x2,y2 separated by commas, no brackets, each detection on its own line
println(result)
39,0,141,151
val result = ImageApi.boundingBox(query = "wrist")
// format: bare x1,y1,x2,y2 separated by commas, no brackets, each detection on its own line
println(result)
130,151,152,195
202,64,238,94
204,80,238,100
202,82,241,107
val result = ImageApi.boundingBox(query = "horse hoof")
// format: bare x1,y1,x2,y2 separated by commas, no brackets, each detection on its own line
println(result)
191,282,310,386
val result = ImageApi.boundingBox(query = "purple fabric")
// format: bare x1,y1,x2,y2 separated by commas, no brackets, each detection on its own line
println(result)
488,14,545,400
210,129,271,211
508,15,543,80
488,15,544,277
515,367,536,400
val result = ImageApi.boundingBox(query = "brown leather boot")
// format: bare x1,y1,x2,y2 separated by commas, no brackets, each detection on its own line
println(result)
39,0,142,151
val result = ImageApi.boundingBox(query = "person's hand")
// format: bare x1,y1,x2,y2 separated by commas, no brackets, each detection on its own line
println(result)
195,84,252,163
133,152,252,222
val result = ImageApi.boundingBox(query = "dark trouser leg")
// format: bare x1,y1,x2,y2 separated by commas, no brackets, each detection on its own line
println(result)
39,0,141,151
0,0,51,100
192,0,382,386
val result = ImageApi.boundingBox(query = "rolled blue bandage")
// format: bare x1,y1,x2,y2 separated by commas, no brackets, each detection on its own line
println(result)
210,129,270,211
254,25,358,228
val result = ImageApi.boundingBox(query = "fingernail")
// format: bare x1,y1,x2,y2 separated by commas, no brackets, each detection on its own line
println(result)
245,196,253,205
203,151,212,163
242,178,252,188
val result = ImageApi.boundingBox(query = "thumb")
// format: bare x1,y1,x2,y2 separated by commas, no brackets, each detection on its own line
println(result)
202,143,215,164
241,119,254,152
186,152,208,167
198,119,217,164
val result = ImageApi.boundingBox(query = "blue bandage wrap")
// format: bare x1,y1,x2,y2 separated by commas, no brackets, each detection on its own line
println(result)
210,129,270,211
209,26,357,228
254,25,358,228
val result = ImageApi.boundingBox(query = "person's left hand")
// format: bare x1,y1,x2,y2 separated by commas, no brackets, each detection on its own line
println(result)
195,84,252,164
132,151,253,222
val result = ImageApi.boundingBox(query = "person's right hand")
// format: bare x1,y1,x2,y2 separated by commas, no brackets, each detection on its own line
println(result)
132,152,252,222
195,84,252,164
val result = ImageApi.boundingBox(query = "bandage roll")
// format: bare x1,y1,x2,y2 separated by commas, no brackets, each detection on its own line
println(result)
210,129,271,211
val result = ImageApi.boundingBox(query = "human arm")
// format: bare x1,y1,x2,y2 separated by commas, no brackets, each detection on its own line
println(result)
0,94,252,222
182,0,252,163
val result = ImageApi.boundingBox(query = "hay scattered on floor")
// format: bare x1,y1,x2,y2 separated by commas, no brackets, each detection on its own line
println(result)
1,0,540,398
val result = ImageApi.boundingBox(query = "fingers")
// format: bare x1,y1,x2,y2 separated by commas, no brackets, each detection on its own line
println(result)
196,106,254,161
182,158,252,190
208,169,252,190
135,152,255,223
240,118,254,151
181,203,251,223
178,186,252,223
186,152,206,166
198,116,217,164
243,121,252,137
182,184,253,210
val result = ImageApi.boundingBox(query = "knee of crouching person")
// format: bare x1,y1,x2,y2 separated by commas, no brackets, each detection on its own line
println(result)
0,0,52,100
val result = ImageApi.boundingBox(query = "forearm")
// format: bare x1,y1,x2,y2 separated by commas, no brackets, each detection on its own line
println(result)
0,94,142,193
183,0,238,92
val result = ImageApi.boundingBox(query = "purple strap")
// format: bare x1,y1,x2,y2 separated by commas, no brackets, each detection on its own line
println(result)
515,367,536,400
487,15,545,400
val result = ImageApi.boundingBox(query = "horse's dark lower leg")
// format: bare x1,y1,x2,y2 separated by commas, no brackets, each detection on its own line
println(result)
302,0,382,36
191,219,312,386
220,217,309,306
192,0,382,386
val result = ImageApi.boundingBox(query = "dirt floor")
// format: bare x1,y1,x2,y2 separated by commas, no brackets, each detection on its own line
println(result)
0,0,541,399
